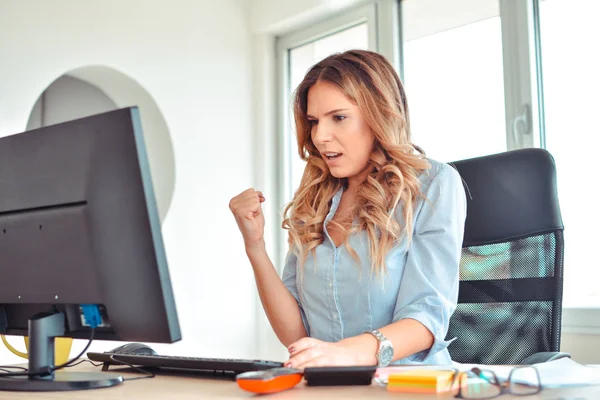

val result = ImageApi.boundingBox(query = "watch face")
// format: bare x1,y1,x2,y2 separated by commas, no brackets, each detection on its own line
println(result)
380,345,394,365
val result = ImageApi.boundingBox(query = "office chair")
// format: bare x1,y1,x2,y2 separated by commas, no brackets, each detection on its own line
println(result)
446,148,566,365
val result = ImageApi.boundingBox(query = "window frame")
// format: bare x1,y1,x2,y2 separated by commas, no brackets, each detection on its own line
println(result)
274,0,400,272
501,0,600,332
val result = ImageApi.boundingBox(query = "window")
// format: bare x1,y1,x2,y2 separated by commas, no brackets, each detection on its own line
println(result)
401,0,507,162
400,0,600,314
540,0,600,308
403,15,507,162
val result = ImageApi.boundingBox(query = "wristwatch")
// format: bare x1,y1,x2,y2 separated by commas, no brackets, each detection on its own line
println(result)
367,330,394,367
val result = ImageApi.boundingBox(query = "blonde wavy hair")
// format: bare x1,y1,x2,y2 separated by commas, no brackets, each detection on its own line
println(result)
282,49,431,275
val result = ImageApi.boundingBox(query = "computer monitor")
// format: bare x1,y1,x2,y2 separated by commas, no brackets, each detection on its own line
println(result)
0,107,181,391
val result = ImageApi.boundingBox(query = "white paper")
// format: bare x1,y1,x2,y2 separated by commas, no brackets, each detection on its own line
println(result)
454,358,600,388
529,358,600,388
376,359,600,388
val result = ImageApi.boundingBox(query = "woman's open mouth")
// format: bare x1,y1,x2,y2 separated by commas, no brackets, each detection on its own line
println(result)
324,152,342,160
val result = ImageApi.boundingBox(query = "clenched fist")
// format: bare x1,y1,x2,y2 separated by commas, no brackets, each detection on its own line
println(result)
229,189,266,250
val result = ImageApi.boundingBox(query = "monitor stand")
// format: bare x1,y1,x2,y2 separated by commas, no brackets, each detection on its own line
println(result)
0,311,123,391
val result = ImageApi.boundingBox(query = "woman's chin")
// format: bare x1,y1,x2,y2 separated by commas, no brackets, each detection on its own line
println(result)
328,169,348,179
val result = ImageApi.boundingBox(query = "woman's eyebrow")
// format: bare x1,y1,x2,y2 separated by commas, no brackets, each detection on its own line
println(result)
306,108,349,119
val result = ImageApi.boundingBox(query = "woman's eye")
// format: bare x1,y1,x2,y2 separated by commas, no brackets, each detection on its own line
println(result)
308,119,318,126
333,115,346,122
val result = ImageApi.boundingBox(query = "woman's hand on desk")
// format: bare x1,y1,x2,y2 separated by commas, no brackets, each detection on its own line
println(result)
284,337,377,369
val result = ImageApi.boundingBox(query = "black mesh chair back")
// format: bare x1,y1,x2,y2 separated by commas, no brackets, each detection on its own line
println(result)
446,149,564,364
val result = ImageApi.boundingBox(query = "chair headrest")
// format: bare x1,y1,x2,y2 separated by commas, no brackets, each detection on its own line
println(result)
449,148,563,247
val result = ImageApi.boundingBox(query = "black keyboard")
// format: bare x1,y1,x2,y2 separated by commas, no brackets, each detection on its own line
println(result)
87,352,283,378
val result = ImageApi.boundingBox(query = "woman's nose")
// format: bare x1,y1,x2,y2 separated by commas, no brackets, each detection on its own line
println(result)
312,123,332,144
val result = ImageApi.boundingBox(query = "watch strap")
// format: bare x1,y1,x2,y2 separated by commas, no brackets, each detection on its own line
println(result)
370,330,385,342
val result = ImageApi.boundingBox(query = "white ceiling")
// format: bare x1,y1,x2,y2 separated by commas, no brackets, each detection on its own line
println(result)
247,0,508,40
401,0,499,41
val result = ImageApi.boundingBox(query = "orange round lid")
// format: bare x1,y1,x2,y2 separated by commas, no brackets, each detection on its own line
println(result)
236,367,303,394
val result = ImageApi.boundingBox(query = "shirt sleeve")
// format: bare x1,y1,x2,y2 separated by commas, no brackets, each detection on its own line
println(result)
281,249,311,336
391,162,467,362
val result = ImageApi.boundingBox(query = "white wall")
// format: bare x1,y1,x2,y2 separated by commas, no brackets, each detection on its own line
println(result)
67,65,177,223
250,0,365,34
561,333,600,365
26,75,118,131
0,0,259,364
249,0,500,40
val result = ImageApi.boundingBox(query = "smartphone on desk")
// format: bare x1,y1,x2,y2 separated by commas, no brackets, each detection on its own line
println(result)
303,365,376,386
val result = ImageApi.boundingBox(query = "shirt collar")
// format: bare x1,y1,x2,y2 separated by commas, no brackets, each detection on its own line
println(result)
325,187,343,222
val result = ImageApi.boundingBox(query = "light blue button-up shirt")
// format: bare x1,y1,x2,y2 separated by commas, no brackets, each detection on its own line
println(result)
282,160,466,364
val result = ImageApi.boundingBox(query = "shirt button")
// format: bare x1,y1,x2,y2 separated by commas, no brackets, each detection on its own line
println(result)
328,282,333,288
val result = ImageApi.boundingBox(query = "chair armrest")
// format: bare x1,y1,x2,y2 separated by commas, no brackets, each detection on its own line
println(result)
520,351,571,365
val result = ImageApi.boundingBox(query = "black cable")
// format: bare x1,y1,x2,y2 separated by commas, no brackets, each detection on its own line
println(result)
0,365,28,375
53,329,95,371
0,367,25,374
0,327,152,382
0,366,27,372
59,356,152,381
0,368,40,378
62,359,103,368
0,329,95,378
108,355,155,381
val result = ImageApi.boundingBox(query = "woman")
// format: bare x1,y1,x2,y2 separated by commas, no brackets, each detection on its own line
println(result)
229,50,466,368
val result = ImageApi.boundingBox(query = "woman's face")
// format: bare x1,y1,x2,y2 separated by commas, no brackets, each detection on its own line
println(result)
307,81,375,185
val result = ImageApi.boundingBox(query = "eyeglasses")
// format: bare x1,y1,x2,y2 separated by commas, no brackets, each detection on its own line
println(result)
451,366,542,399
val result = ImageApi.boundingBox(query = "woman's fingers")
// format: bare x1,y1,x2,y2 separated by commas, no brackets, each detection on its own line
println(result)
285,346,323,369
288,337,322,355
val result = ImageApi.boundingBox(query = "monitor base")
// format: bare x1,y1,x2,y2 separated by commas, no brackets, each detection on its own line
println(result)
0,371,123,391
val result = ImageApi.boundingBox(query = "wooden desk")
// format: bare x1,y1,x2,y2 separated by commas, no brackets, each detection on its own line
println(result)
1,363,600,399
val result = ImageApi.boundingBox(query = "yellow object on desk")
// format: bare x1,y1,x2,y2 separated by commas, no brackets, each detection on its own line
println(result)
1,334,73,365
387,369,457,394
